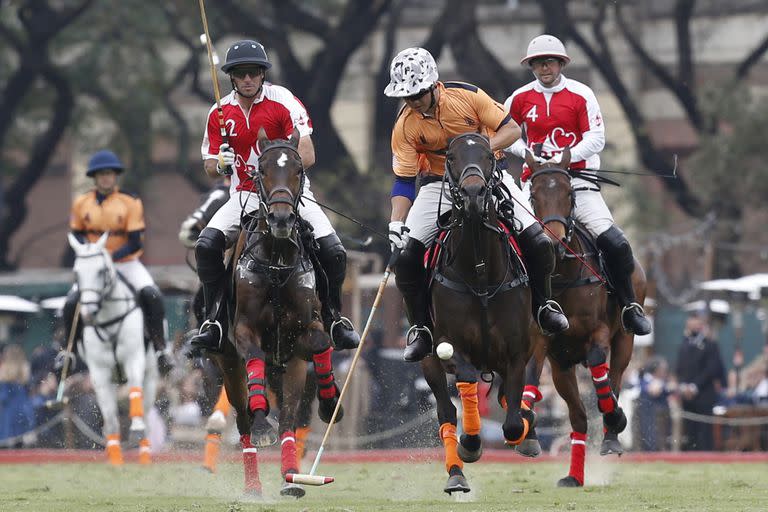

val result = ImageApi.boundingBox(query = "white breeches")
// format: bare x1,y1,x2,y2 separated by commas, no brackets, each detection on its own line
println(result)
114,259,156,291
206,177,335,246
405,171,537,246
521,176,614,237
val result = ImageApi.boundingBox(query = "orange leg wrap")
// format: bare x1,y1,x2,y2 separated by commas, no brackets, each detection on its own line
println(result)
128,386,144,418
106,434,124,466
203,432,222,473
295,426,311,461
456,382,481,436
213,387,231,416
439,422,463,474
138,438,151,465
504,403,531,446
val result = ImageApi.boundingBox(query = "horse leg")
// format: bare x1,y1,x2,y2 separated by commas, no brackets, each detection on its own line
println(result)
500,352,533,447
307,325,343,424
203,384,229,473
585,334,627,455
453,352,482,464
215,351,262,497
137,344,159,465
421,356,468,494
294,370,317,461
118,318,149,450
279,356,308,498
550,361,588,487
86,351,123,465
234,320,278,447
600,331,635,456
516,333,548,457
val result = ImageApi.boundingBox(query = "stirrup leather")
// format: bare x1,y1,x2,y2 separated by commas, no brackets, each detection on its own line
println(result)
620,302,646,332
536,300,566,336
405,325,433,346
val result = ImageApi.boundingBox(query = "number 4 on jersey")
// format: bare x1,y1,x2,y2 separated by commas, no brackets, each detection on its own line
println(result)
526,105,538,123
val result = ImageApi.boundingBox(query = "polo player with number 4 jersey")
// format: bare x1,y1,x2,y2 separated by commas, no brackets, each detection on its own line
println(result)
504,35,651,335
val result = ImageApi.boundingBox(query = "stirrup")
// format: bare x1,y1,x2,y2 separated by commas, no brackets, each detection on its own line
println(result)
406,325,433,346
194,319,223,350
536,300,567,336
620,302,647,332
330,316,356,338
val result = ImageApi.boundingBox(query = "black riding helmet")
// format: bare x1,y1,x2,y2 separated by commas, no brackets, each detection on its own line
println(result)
222,40,271,98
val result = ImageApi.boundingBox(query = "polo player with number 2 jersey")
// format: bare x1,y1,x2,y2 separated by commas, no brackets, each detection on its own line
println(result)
65,149,173,375
504,35,651,335
385,47,569,363
190,40,360,354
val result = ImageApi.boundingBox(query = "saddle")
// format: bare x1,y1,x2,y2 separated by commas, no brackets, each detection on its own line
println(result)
551,220,610,291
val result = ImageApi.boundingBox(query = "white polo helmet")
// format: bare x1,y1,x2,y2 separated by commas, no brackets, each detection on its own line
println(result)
520,34,571,66
384,47,439,98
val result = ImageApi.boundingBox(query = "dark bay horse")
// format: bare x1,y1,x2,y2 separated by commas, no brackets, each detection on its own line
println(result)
422,132,534,494
517,149,646,487
208,128,342,498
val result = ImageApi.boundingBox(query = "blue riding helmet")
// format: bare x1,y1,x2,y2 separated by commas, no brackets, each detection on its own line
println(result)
86,150,125,177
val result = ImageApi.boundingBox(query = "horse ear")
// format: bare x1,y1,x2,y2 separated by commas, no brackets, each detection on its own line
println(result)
524,149,538,171
289,128,300,148
560,146,571,169
257,127,269,153
96,231,109,249
67,233,82,252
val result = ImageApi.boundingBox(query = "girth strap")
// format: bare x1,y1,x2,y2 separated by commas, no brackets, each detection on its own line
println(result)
433,272,528,299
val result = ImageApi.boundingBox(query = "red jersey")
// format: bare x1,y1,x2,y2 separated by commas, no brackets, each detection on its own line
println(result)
201,83,313,193
504,76,605,181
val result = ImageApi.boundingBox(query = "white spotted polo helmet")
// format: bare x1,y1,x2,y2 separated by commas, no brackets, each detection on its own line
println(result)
384,47,439,98
520,34,571,66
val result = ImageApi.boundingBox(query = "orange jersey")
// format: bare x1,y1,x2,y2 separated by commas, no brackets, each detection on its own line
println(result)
70,188,145,261
390,81,511,179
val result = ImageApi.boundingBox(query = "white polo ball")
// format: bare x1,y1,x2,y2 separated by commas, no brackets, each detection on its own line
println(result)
436,342,454,360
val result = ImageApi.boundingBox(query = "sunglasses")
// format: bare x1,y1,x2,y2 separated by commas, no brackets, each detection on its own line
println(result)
404,87,432,102
231,66,265,79
530,57,562,69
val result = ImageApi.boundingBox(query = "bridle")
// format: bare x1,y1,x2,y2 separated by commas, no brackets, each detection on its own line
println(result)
529,167,576,243
76,250,117,313
444,133,498,217
253,142,305,227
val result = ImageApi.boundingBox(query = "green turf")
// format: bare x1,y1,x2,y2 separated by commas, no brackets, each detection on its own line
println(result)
0,459,766,512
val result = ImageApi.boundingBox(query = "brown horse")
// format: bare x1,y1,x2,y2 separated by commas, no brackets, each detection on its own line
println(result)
208,128,343,498
516,149,646,487
422,132,534,494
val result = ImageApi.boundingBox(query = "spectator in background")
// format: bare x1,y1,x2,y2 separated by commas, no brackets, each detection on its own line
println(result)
675,312,727,451
636,356,673,451
0,344,35,447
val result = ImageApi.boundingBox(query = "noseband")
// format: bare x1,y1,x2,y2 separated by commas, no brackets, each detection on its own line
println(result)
445,133,496,212
77,250,116,311
255,143,305,222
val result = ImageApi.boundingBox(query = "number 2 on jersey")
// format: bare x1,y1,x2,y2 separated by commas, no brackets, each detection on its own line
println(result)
526,105,539,123
225,119,238,137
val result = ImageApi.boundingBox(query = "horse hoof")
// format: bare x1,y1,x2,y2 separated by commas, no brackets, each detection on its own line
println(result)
243,488,262,499
444,474,470,494
250,411,278,447
514,438,542,458
557,476,583,487
318,389,344,424
128,428,146,446
600,434,624,456
457,434,483,463
280,481,305,498
604,407,627,434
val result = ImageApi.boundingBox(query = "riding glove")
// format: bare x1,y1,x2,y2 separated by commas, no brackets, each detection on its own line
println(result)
217,143,235,175
388,221,409,252
178,217,200,248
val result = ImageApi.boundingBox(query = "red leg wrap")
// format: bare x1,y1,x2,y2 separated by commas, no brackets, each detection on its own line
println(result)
280,430,299,475
240,434,261,493
313,347,337,400
590,363,616,414
568,431,587,485
522,384,543,410
246,358,267,413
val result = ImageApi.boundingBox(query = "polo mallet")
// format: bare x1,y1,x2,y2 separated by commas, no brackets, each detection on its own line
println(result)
286,251,399,486
198,0,231,173
46,302,80,410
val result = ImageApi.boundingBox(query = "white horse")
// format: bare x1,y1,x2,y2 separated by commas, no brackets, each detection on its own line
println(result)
68,232,158,465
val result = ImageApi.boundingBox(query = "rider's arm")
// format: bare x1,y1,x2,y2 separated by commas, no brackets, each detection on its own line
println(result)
298,135,316,170
490,119,521,152
568,86,605,163
203,158,220,178
390,191,413,222
474,88,521,151
111,230,143,261
202,106,225,178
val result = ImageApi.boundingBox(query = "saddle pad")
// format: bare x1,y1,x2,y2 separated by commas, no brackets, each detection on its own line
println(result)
425,221,523,272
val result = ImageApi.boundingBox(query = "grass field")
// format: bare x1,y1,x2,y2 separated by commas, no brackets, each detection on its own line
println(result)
1,456,767,512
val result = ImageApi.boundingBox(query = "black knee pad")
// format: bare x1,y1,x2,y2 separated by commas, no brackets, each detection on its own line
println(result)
596,225,635,274
138,286,165,318
394,239,427,287
519,223,555,273
316,233,346,281
195,228,226,282
586,345,607,367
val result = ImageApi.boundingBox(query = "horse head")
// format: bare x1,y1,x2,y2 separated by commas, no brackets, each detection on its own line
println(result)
446,132,496,219
527,147,573,245
256,127,304,239
67,231,115,323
